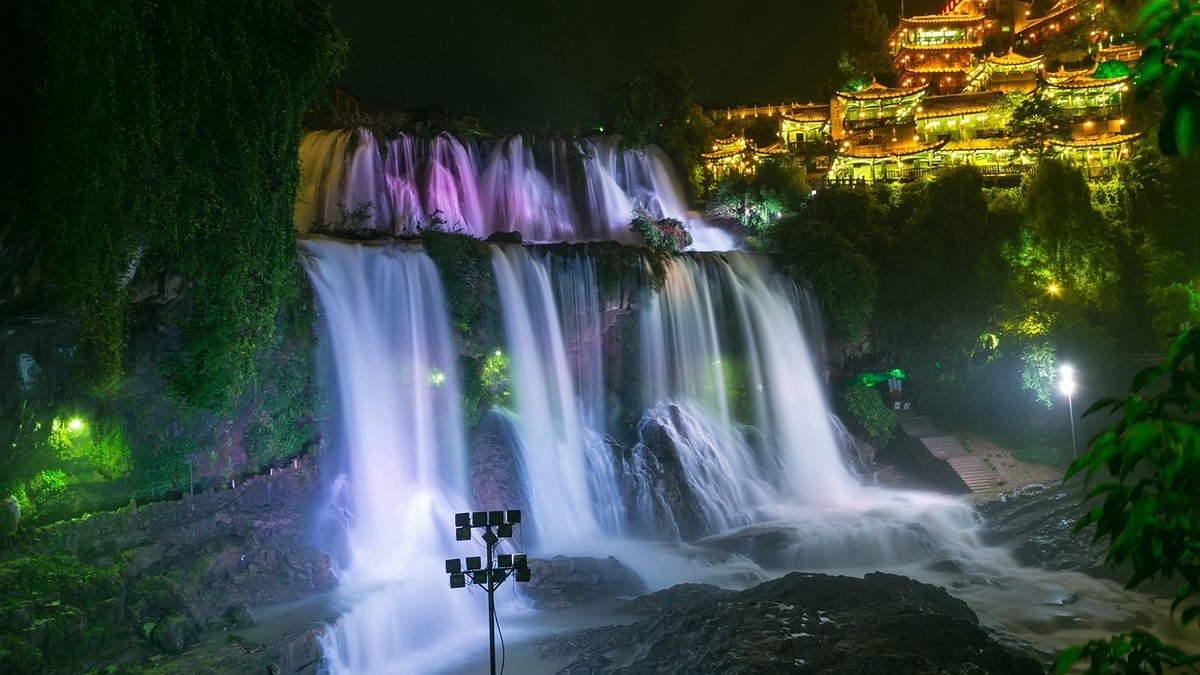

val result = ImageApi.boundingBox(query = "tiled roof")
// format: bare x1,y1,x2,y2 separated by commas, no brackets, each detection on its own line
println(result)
916,91,1004,119
899,41,982,51
904,64,972,74
900,13,983,25
838,139,949,159
1052,131,1142,148
781,105,830,123
987,50,1044,67
943,138,1014,151
836,82,927,101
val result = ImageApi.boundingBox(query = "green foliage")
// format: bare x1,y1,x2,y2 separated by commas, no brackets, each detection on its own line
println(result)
26,470,67,501
1006,90,1073,159
839,385,898,446
1059,327,1200,671
84,424,131,481
0,554,124,669
32,0,346,410
629,211,693,251
769,215,877,343
1017,340,1058,407
1133,0,1200,158
1054,630,1200,674
602,52,712,202
1016,159,1121,310
481,350,511,403
705,159,808,244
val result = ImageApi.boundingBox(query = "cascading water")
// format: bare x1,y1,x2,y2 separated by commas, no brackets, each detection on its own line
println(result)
295,128,736,249
299,135,1191,673
301,239,485,673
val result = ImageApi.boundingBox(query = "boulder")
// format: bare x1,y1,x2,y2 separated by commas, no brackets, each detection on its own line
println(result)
539,571,1044,674
525,556,644,609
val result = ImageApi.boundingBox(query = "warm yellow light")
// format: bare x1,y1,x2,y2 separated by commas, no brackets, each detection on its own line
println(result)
68,418,85,433
1047,283,1061,296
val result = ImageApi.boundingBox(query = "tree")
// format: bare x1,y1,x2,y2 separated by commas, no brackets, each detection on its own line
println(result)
603,52,712,201
1054,327,1200,673
1133,0,1200,158
837,0,896,88
1006,91,1073,160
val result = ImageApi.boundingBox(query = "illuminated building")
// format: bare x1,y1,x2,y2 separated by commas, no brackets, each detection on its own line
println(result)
705,0,1142,184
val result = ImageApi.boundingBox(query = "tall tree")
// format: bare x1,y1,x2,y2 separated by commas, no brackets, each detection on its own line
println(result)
837,0,896,88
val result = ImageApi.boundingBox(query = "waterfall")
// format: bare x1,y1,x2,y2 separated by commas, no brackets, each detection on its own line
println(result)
301,239,484,673
295,129,735,249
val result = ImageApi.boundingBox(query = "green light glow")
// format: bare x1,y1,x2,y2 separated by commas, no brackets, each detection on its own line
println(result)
428,368,446,387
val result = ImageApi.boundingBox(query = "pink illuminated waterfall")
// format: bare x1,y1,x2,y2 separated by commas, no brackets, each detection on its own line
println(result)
296,128,735,249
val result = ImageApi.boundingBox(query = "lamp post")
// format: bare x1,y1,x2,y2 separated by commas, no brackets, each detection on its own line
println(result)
1059,364,1078,460
445,510,531,675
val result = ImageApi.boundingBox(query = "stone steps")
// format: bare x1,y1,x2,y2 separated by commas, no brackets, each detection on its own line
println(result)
899,414,997,492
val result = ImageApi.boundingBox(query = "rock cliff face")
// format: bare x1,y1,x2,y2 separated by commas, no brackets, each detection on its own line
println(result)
538,572,1045,674
0,454,336,673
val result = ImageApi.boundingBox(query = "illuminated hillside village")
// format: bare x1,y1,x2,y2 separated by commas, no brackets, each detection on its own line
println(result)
703,0,1139,183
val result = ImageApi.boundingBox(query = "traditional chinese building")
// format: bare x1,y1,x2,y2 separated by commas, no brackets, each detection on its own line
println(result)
705,0,1142,184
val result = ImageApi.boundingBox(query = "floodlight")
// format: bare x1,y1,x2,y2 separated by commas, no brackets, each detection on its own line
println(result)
455,512,471,527
482,529,499,546
466,556,482,571
449,573,466,588
491,569,506,583
497,523,513,538
516,567,531,583
472,511,487,526
498,554,513,568
506,509,521,524
445,558,462,574
513,554,528,568
456,526,471,541
489,510,504,526
472,571,488,585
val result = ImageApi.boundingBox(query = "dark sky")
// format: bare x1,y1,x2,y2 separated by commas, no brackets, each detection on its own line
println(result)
328,0,946,132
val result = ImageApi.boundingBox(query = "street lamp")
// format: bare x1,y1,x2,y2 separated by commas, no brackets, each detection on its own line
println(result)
445,510,531,675
1059,364,1078,459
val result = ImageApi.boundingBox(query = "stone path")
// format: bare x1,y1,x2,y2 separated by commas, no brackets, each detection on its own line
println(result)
898,414,997,492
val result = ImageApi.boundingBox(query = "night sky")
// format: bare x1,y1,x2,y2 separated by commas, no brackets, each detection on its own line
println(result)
327,0,946,132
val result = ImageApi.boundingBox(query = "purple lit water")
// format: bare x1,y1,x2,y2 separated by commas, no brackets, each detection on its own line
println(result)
296,129,736,249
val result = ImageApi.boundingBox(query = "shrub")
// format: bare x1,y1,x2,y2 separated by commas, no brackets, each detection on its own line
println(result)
839,385,898,447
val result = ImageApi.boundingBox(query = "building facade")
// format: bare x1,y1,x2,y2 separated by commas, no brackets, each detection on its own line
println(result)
707,0,1141,184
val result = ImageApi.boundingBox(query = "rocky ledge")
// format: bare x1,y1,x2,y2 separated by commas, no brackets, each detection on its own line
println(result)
538,571,1044,674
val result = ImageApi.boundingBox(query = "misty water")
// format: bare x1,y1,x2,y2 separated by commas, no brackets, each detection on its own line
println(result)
296,131,1194,673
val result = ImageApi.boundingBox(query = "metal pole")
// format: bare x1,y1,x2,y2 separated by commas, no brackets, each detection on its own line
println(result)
1068,393,1078,460
487,528,497,675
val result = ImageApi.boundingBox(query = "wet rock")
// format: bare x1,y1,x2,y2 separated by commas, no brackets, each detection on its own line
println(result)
485,230,523,244
977,482,1108,572
151,613,196,654
471,410,526,511
525,556,644,609
539,571,1044,674
228,601,258,628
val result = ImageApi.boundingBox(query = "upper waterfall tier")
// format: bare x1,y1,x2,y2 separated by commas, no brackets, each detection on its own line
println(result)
295,129,736,251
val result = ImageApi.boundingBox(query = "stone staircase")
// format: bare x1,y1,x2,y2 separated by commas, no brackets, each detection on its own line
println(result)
897,415,997,492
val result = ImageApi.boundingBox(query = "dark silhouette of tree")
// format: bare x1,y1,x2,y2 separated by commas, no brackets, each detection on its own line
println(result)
837,0,896,88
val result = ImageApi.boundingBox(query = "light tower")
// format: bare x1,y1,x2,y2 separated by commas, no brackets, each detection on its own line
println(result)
445,510,531,675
